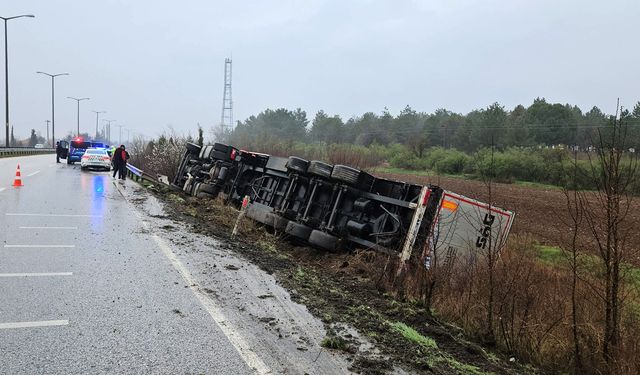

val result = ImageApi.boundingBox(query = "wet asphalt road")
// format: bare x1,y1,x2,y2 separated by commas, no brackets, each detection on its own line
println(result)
0,155,252,374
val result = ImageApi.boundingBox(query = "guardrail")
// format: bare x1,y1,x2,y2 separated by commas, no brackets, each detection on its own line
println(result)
125,163,170,184
0,147,56,157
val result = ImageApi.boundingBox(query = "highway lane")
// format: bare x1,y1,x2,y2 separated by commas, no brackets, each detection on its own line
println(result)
0,155,253,374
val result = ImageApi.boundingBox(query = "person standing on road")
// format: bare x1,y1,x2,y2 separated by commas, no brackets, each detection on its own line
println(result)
112,145,130,180
56,141,62,163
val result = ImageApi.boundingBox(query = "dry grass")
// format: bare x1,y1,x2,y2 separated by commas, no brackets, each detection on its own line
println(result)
407,234,640,374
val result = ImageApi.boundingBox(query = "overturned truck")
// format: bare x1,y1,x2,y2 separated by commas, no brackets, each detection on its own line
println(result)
173,143,515,268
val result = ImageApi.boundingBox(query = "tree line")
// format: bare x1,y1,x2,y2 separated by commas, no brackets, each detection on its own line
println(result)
224,98,640,154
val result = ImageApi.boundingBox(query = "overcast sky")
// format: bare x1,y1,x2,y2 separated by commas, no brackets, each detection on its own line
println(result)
3,0,639,142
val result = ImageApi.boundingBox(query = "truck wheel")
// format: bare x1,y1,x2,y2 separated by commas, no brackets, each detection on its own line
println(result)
286,156,308,174
199,145,214,160
196,191,215,199
199,183,217,194
213,143,231,153
331,165,374,188
211,150,230,161
307,161,333,179
246,204,271,225
185,142,201,154
192,182,202,197
308,230,341,252
285,221,313,240
266,212,290,231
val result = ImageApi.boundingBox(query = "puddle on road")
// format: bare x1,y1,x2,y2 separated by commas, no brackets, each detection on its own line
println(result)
121,185,394,374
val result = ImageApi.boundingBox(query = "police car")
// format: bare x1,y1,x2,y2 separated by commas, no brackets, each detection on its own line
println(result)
80,148,112,171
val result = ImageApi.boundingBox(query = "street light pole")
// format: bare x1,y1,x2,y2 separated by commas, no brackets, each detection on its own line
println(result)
116,124,124,145
45,119,50,143
91,110,106,140
103,119,115,144
67,97,89,137
37,71,69,147
1,14,35,147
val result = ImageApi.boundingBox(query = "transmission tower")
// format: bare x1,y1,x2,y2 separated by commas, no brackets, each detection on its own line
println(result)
220,58,233,130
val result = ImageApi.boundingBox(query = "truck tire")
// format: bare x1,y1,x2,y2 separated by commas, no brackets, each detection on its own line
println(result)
193,182,208,197
211,150,230,161
266,212,290,231
246,204,271,225
308,230,341,252
213,143,231,153
331,165,374,188
197,191,215,199
197,183,217,195
307,161,333,179
285,221,313,240
199,145,214,160
186,142,201,154
286,156,309,174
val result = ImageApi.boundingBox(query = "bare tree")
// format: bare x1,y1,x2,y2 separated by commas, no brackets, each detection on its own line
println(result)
197,123,204,147
211,122,230,144
576,106,638,372
561,146,585,372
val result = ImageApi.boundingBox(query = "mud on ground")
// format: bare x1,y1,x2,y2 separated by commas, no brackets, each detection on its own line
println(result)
137,183,538,375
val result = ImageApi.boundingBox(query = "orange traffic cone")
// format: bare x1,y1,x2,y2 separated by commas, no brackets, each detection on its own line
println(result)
12,164,23,187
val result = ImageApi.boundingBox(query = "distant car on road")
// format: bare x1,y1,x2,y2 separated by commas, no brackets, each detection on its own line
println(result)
34,143,44,149
80,148,112,171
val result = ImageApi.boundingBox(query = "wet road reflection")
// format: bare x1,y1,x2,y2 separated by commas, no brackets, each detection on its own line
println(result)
90,174,107,229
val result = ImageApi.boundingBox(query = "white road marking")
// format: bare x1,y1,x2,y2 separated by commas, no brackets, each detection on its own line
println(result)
113,181,270,374
19,226,78,230
0,187,5,193
0,272,73,277
150,234,270,374
26,170,40,177
0,320,69,329
3,244,75,248
6,213,102,218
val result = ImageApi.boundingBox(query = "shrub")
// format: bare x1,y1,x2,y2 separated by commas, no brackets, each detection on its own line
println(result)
389,150,429,170
424,148,471,174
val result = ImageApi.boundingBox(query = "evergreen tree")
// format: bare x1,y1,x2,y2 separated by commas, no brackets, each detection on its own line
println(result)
28,129,38,147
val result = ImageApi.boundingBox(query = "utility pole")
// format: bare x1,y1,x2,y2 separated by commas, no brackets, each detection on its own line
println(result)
2,14,35,147
45,120,50,143
220,58,233,132
67,97,89,137
442,123,448,149
92,110,106,140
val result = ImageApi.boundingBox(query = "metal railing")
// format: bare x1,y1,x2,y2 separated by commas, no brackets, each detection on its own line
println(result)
0,147,55,157
126,163,173,185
